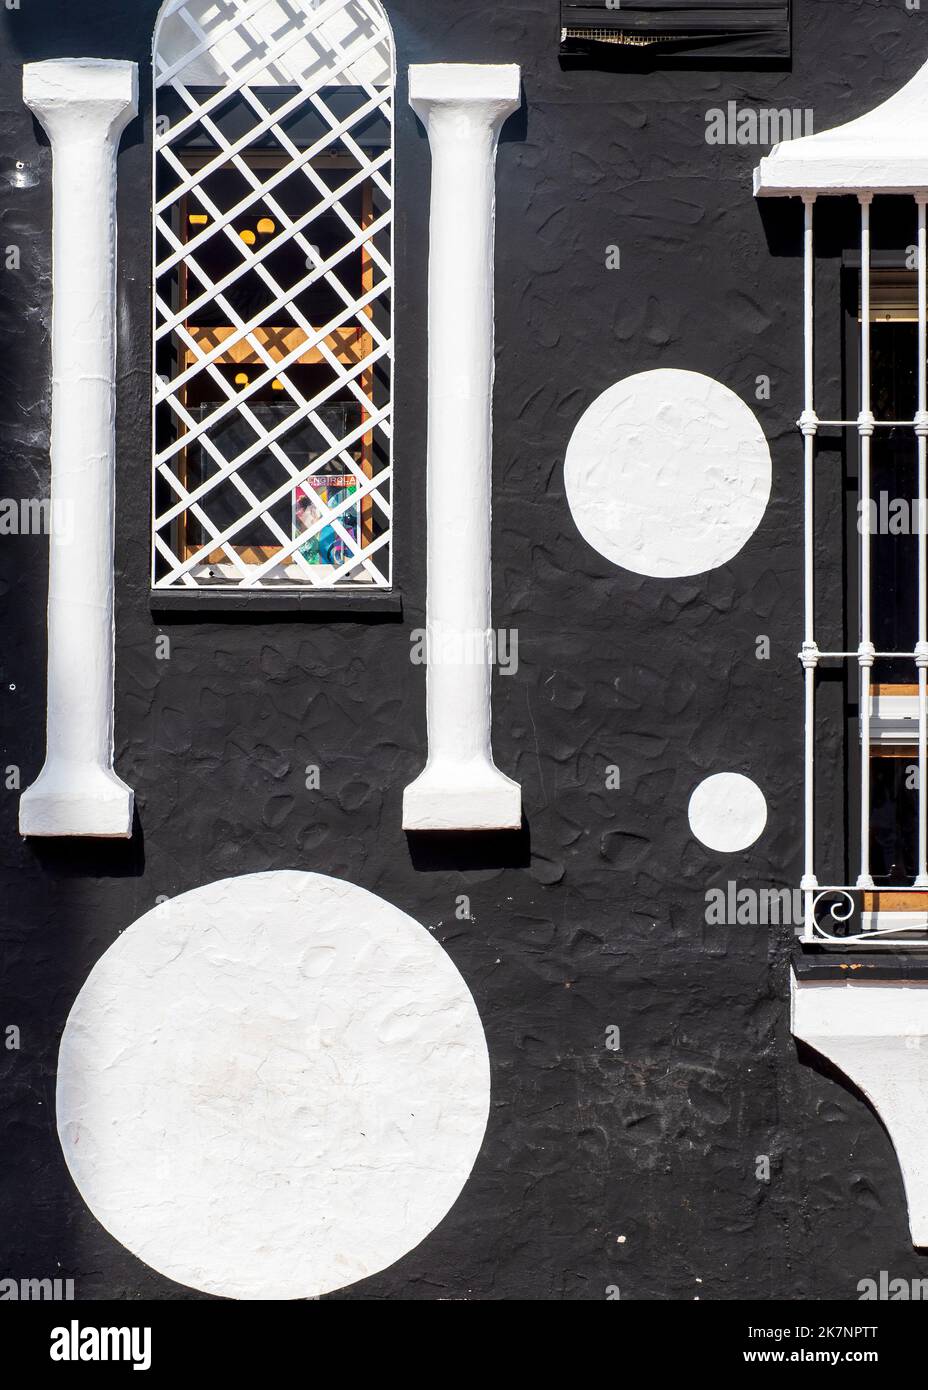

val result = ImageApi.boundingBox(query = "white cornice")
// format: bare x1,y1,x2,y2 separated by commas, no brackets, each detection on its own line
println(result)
756,54,928,196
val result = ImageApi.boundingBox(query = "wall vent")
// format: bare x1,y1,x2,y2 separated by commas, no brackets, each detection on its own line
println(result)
560,2,791,61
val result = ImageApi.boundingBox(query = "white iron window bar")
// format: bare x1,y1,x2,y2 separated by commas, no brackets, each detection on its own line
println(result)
793,197,928,948
151,0,394,590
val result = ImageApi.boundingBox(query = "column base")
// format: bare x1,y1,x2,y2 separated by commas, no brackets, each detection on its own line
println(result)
20,764,134,838
403,760,521,832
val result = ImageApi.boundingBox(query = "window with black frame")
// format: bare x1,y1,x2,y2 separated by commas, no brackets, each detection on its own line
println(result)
151,0,395,592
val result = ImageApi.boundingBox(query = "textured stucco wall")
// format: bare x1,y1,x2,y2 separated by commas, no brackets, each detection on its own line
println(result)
1,0,928,1299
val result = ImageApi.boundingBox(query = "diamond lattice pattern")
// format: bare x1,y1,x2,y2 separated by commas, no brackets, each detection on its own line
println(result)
152,0,394,589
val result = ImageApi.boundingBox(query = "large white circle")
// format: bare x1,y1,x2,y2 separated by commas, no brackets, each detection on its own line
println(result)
56,872,491,1300
688,773,768,853
564,368,771,578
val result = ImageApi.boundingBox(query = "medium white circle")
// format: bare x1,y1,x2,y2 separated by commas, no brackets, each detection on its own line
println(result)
564,368,771,578
57,872,491,1300
688,773,768,853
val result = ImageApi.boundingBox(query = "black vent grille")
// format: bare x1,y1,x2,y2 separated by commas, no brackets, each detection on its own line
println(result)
560,2,791,60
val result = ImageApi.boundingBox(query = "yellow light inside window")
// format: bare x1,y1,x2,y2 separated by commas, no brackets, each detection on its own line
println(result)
271,378,284,391
188,213,209,226
257,217,276,235
239,229,256,245
234,372,249,387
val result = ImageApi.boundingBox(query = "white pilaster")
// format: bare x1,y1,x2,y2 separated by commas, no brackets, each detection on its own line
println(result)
403,64,522,832
19,59,138,838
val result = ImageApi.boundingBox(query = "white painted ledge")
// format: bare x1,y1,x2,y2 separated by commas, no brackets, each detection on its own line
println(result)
19,59,137,839
756,50,928,195
792,972,928,1248
403,64,522,833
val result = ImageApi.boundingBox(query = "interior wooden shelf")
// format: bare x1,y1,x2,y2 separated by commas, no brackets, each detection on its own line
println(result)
863,891,928,912
184,323,372,368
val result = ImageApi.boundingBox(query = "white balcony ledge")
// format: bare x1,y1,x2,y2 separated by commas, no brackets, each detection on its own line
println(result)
756,50,928,196
792,971,928,1248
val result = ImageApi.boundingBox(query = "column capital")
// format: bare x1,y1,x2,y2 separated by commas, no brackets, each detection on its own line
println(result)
24,58,138,143
409,63,520,127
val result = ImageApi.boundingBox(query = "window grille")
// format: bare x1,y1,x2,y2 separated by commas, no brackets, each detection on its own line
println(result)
151,0,394,590
799,198,928,947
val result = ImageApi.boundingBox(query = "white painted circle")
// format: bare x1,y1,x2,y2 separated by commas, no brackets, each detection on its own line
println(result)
564,368,772,578
57,872,491,1300
688,773,768,853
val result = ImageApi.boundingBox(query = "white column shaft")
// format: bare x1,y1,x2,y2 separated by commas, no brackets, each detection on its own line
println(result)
403,64,522,832
19,59,138,838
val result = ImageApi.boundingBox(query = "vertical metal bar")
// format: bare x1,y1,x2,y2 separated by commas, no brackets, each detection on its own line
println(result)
857,194,876,890
915,195,928,886
800,195,819,941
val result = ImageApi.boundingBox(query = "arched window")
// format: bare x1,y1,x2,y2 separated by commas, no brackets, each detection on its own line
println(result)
151,0,394,591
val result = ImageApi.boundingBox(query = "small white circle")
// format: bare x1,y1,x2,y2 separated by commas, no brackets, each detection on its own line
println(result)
564,368,771,578
688,773,768,853
57,872,491,1300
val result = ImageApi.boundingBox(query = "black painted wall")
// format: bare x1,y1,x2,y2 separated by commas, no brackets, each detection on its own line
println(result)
1,0,926,1301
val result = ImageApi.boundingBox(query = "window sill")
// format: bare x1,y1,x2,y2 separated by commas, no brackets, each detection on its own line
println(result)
149,588,403,619
793,948,928,978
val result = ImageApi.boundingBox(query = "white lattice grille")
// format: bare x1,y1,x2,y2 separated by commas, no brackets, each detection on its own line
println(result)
152,0,394,589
